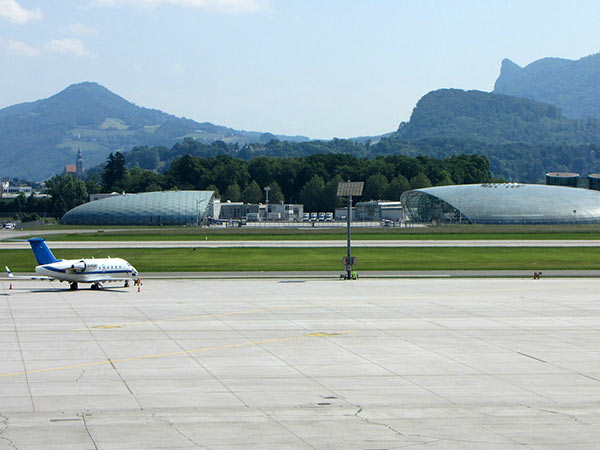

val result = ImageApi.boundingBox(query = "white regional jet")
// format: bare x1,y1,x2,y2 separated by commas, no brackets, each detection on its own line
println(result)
5,238,139,291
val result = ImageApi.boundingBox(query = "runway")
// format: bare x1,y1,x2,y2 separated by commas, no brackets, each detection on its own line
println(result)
1,278,600,449
3,239,600,249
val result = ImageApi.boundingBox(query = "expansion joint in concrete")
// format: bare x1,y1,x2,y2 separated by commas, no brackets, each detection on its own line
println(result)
0,414,18,450
151,413,210,449
78,413,98,450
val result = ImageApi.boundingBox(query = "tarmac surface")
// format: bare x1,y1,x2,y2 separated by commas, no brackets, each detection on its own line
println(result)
1,277,600,449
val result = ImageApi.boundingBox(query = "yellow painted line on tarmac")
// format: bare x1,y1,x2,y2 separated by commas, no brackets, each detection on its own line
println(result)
0,329,357,378
72,306,309,331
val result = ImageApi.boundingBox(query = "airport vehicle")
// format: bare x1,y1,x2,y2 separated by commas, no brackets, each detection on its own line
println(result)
310,212,318,221
302,213,309,221
318,212,325,221
5,237,138,291
325,212,333,221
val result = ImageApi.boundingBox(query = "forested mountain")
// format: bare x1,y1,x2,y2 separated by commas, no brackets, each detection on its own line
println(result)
0,82,307,180
493,53,600,120
114,136,600,184
393,89,600,145
8,57,600,186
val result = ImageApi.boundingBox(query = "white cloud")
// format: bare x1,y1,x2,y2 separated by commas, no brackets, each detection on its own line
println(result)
0,0,42,24
5,38,39,56
44,38,94,57
95,0,270,14
65,23,98,36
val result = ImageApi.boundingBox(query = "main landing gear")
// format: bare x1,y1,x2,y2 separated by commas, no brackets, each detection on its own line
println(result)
90,282,103,290
69,281,78,291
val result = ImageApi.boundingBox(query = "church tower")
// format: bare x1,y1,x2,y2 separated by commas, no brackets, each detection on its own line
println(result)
75,149,84,178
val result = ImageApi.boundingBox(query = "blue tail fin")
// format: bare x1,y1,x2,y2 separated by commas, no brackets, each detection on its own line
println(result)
28,238,60,265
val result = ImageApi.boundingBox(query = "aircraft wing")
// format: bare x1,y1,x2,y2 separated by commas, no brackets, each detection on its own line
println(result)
5,266,53,281
85,276,133,283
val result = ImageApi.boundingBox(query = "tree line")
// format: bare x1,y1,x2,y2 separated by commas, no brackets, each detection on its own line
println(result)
119,133,600,185
13,152,492,219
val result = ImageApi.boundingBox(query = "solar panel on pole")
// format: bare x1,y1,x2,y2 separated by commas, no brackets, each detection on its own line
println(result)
337,181,363,280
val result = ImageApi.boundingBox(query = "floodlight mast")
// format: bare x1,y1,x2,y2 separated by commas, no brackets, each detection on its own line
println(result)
264,186,271,222
337,181,364,280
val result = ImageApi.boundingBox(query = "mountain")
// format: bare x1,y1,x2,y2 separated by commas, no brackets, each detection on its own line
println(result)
0,82,308,181
393,88,600,145
493,53,600,120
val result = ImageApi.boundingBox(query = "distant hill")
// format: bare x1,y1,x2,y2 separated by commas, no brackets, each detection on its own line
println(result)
0,82,308,180
394,88,600,145
493,53,600,120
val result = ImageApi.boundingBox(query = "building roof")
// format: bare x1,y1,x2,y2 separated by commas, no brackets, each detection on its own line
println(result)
401,183,600,224
62,190,214,225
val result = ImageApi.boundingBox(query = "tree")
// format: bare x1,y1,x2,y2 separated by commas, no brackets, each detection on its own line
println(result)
124,167,164,192
241,180,263,204
165,154,211,189
102,152,127,191
410,173,432,189
322,175,343,211
363,174,389,200
385,175,411,199
299,175,325,212
206,184,220,198
435,170,454,186
45,174,88,218
266,181,284,204
145,183,162,192
85,174,102,195
223,183,241,202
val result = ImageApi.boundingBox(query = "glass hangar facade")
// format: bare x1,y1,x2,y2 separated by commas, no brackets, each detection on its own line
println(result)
401,184,600,224
62,190,214,226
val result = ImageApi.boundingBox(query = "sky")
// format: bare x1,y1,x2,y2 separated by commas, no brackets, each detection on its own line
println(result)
1,0,600,140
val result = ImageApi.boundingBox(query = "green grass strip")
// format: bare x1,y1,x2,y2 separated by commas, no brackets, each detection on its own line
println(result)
18,223,600,241
2,247,599,272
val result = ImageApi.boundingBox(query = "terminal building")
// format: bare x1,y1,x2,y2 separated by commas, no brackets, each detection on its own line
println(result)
1,182,32,198
401,183,600,224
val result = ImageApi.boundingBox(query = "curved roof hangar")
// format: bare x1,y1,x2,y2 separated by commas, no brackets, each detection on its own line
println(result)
62,190,214,226
401,184,600,224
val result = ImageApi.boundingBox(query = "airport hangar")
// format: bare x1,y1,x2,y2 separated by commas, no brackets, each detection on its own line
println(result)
401,183,600,224
61,190,215,226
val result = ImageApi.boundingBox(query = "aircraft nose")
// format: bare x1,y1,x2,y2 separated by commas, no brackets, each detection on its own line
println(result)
130,265,138,277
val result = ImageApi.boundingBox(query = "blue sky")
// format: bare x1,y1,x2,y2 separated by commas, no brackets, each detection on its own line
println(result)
1,0,600,139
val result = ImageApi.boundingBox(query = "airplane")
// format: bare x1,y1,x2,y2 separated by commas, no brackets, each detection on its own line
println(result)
5,237,139,291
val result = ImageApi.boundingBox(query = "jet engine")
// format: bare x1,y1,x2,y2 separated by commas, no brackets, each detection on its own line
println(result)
69,260,87,273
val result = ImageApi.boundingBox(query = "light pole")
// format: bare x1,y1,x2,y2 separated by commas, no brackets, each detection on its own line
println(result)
336,181,364,280
264,186,271,222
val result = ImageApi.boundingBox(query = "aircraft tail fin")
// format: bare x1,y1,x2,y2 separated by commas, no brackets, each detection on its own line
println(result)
28,238,60,265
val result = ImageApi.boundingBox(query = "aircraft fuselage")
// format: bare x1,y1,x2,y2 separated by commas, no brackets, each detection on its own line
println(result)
35,257,138,283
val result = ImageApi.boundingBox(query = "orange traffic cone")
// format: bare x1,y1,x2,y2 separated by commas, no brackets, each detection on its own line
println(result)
137,285,140,292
